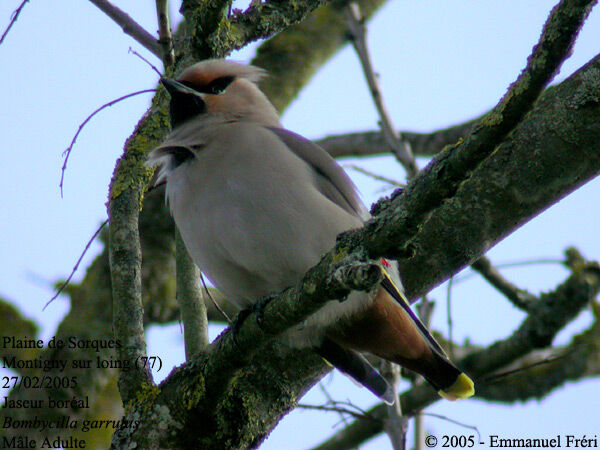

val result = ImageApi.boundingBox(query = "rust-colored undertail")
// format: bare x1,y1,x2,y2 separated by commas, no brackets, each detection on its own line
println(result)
327,273,474,400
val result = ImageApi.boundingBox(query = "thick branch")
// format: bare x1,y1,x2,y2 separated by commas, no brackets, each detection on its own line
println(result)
108,104,168,402
398,50,600,300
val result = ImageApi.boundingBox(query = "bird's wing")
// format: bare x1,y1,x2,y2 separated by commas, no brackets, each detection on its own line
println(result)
267,127,368,220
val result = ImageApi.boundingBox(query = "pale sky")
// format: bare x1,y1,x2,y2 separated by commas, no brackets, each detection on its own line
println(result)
1,1,599,449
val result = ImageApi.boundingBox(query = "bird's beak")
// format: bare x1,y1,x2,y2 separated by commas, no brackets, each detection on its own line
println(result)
160,78,201,97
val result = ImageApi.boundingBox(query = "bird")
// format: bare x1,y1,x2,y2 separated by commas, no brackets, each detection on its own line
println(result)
149,59,474,403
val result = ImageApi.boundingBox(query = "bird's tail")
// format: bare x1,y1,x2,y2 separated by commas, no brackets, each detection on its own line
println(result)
327,268,474,401
379,272,474,400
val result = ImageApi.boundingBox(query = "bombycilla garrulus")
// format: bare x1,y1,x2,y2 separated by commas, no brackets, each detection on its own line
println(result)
149,59,474,403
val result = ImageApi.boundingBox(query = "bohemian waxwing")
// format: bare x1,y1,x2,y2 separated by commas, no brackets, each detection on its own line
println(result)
149,59,474,403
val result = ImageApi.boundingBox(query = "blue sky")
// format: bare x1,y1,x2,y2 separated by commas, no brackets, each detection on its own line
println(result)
1,1,599,449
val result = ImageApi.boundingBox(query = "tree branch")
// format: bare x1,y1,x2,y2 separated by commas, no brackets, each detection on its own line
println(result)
108,104,166,403
471,256,537,311
175,228,209,358
181,0,329,60
316,117,479,159
345,2,418,178
89,0,161,57
155,0,175,68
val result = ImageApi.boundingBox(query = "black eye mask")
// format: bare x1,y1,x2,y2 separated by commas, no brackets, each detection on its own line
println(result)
181,76,235,95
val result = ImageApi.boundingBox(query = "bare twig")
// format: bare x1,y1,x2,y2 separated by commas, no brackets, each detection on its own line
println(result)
344,164,404,188
316,117,480,159
43,220,108,310
60,89,155,197
200,272,232,323
422,413,482,443
89,0,161,57
318,382,350,426
414,294,434,450
446,277,454,358
129,47,162,77
452,258,564,286
380,361,408,450
297,403,371,421
481,352,570,384
155,0,175,68
471,256,537,311
0,0,28,45
344,2,419,179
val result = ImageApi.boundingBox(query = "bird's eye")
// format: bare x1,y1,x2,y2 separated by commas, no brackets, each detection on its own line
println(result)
207,76,235,95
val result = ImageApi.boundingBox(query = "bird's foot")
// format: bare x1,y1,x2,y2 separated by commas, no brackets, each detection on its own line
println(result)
253,292,279,333
230,293,278,345
230,307,253,348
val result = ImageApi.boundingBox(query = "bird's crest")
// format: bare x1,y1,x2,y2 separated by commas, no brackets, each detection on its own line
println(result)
178,59,266,91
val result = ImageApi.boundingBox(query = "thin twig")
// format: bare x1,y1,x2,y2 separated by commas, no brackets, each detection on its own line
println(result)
380,361,408,450
422,413,482,443
60,89,155,197
129,47,162,76
481,352,570,384
453,258,564,285
344,2,419,179
344,164,404,187
319,383,350,426
0,0,28,45
155,0,175,68
414,294,434,450
297,403,370,422
89,0,161,57
200,272,231,323
43,220,108,310
471,256,537,311
446,277,454,359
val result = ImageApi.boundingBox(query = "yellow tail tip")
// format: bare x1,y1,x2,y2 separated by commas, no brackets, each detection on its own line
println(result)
438,373,475,401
